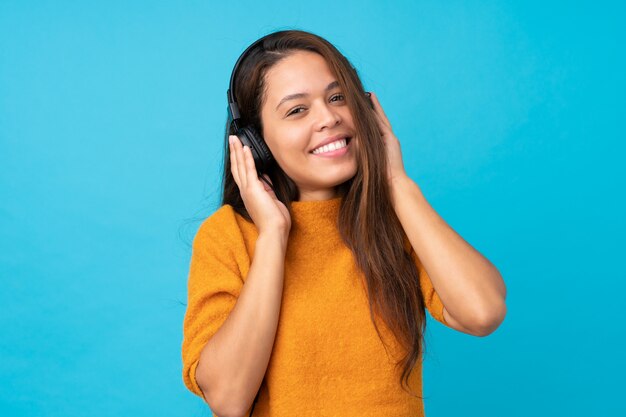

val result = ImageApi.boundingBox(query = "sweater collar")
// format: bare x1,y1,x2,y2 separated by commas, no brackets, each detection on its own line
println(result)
289,196,342,234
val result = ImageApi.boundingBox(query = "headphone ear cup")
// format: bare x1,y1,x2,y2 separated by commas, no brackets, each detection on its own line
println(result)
239,125,274,173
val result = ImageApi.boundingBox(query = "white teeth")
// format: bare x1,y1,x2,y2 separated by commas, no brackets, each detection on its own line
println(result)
312,138,348,154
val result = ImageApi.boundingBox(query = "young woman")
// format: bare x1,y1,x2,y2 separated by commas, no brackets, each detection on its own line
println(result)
182,29,507,417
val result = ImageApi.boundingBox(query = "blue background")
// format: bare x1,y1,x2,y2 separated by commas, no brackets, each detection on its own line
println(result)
1,1,624,416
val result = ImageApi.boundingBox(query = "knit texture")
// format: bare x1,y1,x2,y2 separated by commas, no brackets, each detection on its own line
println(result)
181,196,448,416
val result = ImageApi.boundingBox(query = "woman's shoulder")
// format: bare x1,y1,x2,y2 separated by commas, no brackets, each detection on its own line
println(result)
196,204,238,237
193,204,252,249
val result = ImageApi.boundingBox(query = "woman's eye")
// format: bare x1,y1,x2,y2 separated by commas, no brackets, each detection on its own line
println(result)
287,107,305,116
287,94,345,117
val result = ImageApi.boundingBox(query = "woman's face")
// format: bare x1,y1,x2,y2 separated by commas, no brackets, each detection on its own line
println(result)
260,50,358,201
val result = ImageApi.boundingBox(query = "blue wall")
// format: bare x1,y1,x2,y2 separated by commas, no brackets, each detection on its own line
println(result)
1,1,624,416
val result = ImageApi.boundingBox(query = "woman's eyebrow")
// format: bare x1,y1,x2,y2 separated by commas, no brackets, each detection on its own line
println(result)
275,80,340,111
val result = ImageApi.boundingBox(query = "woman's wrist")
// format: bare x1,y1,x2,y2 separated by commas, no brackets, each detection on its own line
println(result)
257,228,290,251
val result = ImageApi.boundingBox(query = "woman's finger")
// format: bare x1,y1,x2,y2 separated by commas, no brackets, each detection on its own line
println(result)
233,135,247,189
372,107,391,136
229,136,241,186
243,144,259,185
369,92,392,130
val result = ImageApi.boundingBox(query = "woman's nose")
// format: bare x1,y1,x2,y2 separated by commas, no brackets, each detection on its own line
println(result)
314,101,342,130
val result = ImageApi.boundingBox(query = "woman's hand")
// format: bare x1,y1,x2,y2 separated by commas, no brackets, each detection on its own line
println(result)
229,135,292,237
368,92,408,184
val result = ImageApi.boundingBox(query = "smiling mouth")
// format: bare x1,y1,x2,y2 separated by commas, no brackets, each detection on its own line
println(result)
309,137,353,155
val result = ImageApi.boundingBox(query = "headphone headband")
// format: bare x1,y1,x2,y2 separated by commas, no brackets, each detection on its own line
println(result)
227,34,273,132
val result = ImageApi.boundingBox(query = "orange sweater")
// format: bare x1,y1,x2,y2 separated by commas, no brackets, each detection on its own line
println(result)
182,196,448,416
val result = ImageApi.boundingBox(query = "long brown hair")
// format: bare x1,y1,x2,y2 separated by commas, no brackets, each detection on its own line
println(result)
220,29,428,398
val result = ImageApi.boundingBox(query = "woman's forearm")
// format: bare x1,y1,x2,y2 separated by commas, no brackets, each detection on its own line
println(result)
195,230,288,417
390,174,507,335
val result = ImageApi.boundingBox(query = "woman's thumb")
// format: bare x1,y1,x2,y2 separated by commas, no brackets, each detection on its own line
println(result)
261,175,274,192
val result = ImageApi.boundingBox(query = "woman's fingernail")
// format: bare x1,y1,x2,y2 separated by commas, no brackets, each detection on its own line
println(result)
228,136,233,144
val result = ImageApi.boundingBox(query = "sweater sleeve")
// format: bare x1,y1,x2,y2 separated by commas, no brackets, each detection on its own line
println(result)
181,209,245,399
411,248,448,326
402,232,448,326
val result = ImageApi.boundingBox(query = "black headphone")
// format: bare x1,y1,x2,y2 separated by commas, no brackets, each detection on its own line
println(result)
226,33,375,193
226,34,275,189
